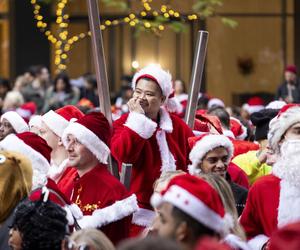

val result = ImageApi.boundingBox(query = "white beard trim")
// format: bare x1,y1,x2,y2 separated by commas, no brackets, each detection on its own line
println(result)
273,139,300,227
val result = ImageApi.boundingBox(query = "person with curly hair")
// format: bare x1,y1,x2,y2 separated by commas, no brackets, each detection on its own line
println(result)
8,199,68,250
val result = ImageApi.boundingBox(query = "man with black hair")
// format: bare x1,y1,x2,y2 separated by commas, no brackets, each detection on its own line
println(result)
151,174,227,250
8,199,68,250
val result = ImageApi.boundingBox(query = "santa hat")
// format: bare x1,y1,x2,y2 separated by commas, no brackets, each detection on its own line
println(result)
268,221,300,250
188,134,234,175
285,64,297,74
265,100,286,110
16,102,37,123
194,112,223,135
132,64,180,112
1,111,29,133
230,117,247,140
151,174,229,235
207,98,225,109
268,104,300,152
0,132,51,190
250,109,279,141
42,105,84,138
242,97,264,114
62,112,111,164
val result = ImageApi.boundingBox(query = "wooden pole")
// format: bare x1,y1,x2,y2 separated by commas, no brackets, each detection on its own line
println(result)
185,31,209,128
87,0,118,176
86,0,112,126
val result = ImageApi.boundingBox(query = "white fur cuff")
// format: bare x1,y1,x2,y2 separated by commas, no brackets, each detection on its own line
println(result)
125,112,157,139
248,234,269,250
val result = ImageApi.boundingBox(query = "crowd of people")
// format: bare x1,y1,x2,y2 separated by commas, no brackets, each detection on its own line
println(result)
1,63,300,250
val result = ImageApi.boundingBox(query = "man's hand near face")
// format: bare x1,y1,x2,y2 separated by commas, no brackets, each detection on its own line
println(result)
127,97,145,115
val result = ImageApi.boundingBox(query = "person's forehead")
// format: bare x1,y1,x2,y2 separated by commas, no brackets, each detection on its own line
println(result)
136,79,161,92
1,118,11,125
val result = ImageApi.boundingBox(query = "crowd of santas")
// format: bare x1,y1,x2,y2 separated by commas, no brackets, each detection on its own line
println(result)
1,64,300,250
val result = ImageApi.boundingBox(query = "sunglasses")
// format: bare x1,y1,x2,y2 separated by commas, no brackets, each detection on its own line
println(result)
64,237,90,250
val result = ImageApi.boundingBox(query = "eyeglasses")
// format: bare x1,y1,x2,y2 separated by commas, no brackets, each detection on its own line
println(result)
64,237,90,250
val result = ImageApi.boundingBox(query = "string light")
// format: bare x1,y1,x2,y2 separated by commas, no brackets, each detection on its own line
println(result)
30,0,211,71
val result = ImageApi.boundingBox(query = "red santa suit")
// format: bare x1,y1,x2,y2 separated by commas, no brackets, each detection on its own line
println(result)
240,140,300,249
112,109,193,227
61,111,138,244
111,64,194,231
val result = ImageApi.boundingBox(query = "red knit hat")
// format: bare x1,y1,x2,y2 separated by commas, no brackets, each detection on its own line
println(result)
62,112,111,164
269,221,300,250
42,105,84,137
188,133,234,175
0,132,52,189
230,117,247,140
285,64,297,74
151,174,228,235
16,102,37,123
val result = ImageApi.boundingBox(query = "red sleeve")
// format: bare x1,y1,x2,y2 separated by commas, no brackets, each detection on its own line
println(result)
111,112,157,165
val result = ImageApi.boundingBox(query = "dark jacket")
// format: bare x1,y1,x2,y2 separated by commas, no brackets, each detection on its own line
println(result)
0,211,14,250
226,173,248,216
276,80,300,103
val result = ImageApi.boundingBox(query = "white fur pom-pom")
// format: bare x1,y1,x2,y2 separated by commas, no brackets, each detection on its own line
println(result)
150,192,163,208
165,97,183,113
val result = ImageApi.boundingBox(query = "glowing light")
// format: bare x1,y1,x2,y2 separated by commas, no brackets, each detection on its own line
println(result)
132,61,140,69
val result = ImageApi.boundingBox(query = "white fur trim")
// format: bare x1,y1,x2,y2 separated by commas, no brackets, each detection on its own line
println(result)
223,129,235,139
63,204,83,226
188,134,234,175
243,104,264,114
162,185,225,234
268,106,300,152
0,134,49,190
265,100,286,110
1,111,29,133
132,208,156,227
175,93,188,103
16,108,31,119
42,110,69,137
48,159,69,183
124,112,157,139
165,97,183,113
77,194,138,228
156,109,176,172
150,192,163,208
62,122,110,164
132,64,173,98
208,98,225,109
231,117,248,140
247,234,269,250
224,234,251,250
277,179,300,228
29,115,42,128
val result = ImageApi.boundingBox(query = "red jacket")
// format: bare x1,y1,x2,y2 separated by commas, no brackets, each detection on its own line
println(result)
111,110,193,213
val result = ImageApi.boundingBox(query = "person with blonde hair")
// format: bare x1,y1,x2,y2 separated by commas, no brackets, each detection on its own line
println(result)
63,228,115,250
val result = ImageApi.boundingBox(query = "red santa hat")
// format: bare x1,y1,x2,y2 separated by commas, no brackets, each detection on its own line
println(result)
16,102,37,123
151,174,229,235
1,111,29,133
194,112,223,135
207,98,225,109
188,134,234,175
268,104,300,152
242,96,264,114
42,105,84,138
0,132,51,189
230,117,247,140
62,112,111,164
132,64,180,112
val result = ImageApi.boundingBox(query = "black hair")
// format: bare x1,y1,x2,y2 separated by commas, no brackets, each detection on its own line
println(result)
0,77,11,89
172,206,219,240
11,199,68,250
207,107,230,130
53,72,72,93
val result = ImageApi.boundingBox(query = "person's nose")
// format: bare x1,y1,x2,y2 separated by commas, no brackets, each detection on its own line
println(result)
216,160,226,169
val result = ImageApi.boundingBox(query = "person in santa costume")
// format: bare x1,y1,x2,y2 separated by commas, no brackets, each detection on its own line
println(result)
111,64,194,234
150,174,233,250
60,111,138,244
0,111,29,140
188,133,248,216
39,105,84,183
240,104,300,250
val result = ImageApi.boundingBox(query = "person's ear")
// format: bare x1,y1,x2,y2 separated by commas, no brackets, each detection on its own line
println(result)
161,95,166,103
175,221,188,242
